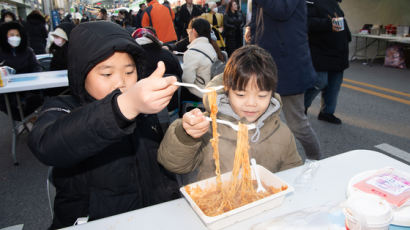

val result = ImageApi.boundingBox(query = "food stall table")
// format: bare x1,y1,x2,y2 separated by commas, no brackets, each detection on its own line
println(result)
61,150,410,230
0,70,68,165
351,34,410,65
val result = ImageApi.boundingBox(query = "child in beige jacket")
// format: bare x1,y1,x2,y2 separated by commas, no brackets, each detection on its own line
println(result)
158,45,302,185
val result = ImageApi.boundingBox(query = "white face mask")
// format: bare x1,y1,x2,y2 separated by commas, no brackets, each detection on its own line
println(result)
8,36,21,47
4,17,13,22
212,7,218,13
54,37,65,47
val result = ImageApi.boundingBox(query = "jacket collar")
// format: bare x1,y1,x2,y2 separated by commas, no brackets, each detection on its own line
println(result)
187,37,209,48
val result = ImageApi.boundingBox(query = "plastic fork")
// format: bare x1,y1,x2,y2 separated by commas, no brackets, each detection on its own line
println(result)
205,117,256,131
173,82,224,93
251,158,266,193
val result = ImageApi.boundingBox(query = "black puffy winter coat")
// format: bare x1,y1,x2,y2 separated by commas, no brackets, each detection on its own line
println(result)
307,0,351,72
139,40,182,111
25,12,48,54
28,21,179,230
223,10,244,56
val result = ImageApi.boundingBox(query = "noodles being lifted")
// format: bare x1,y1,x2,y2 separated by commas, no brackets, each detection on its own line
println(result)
208,90,222,191
185,119,288,217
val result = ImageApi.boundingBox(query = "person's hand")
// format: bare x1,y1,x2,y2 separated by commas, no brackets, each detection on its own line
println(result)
117,61,178,119
182,108,209,138
244,26,251,44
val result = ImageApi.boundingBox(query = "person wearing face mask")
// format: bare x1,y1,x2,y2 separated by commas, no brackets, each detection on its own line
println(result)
200,1,225,50
0,22,42,121
0,10,16,24
0,21,41,73
49,22,76,71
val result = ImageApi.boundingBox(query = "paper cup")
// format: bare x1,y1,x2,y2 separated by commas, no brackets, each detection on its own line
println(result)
343,194,392,230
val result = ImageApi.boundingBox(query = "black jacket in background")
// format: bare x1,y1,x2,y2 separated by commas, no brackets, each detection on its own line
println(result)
179,3,202,38
135,9,144,28
223,10,244,56
307,0,351,72
25,12,48,54
49,43,68,70
140,42,182,111
28,21,179,229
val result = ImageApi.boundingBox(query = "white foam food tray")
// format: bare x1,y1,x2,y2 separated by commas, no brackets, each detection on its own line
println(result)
180,164,294,230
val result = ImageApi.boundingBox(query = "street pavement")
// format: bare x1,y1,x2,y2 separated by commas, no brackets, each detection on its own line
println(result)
0,60,409,230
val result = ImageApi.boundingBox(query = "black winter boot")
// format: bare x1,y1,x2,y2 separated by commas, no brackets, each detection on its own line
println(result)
318,112,342,124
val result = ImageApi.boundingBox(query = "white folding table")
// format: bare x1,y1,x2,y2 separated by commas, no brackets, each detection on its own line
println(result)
351,34,410,64
0,70,68,165
61,150,410,230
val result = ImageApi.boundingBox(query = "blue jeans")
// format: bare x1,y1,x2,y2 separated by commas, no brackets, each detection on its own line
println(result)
304,71,344,114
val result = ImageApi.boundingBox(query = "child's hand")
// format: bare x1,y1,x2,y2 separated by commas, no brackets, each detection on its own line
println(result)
182,108,209,138
117,61,179,119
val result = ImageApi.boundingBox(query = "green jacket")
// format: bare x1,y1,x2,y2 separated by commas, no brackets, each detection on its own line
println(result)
158,75,302,184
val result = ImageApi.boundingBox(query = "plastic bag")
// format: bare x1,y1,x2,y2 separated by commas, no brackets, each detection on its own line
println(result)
0,66,16,87
293,159,320,191
384,45,407,69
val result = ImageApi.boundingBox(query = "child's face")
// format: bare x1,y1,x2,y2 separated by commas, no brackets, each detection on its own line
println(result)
228,76,272,123
85,52,137,100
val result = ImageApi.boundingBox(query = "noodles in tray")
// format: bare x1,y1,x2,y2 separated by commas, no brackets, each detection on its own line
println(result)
185,119,288,217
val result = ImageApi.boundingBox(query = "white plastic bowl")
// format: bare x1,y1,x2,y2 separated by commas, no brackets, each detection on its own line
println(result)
180,164,294,230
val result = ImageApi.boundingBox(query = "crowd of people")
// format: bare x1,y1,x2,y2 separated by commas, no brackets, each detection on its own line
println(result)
0,0,351,228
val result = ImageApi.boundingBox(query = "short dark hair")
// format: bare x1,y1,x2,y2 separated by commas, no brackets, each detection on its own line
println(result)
139,3,146,7
100,8,107,15
223,45,277,92
188,18,211,40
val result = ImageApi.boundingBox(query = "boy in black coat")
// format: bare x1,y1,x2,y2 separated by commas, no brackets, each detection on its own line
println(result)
28,21,179,229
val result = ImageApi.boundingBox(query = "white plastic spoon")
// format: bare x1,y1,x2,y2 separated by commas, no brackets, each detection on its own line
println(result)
251,158,266,193
173,82,224,93
204,117,256,131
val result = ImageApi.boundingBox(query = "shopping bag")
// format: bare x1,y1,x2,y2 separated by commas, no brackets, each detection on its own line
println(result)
384,45,407,69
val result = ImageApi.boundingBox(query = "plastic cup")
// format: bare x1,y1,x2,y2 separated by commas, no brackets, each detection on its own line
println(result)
0,74,7,87
343,194,392,230
334,17,345,31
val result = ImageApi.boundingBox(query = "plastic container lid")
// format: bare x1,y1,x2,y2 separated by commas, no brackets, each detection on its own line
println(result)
347,169,410,227
344,193,393,227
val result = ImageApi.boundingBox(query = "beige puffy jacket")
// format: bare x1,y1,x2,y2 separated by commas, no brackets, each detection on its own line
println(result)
182,37,217,98
158,75,302,184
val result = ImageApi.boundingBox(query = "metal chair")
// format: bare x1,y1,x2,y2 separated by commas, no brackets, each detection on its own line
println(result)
38,57,53,72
